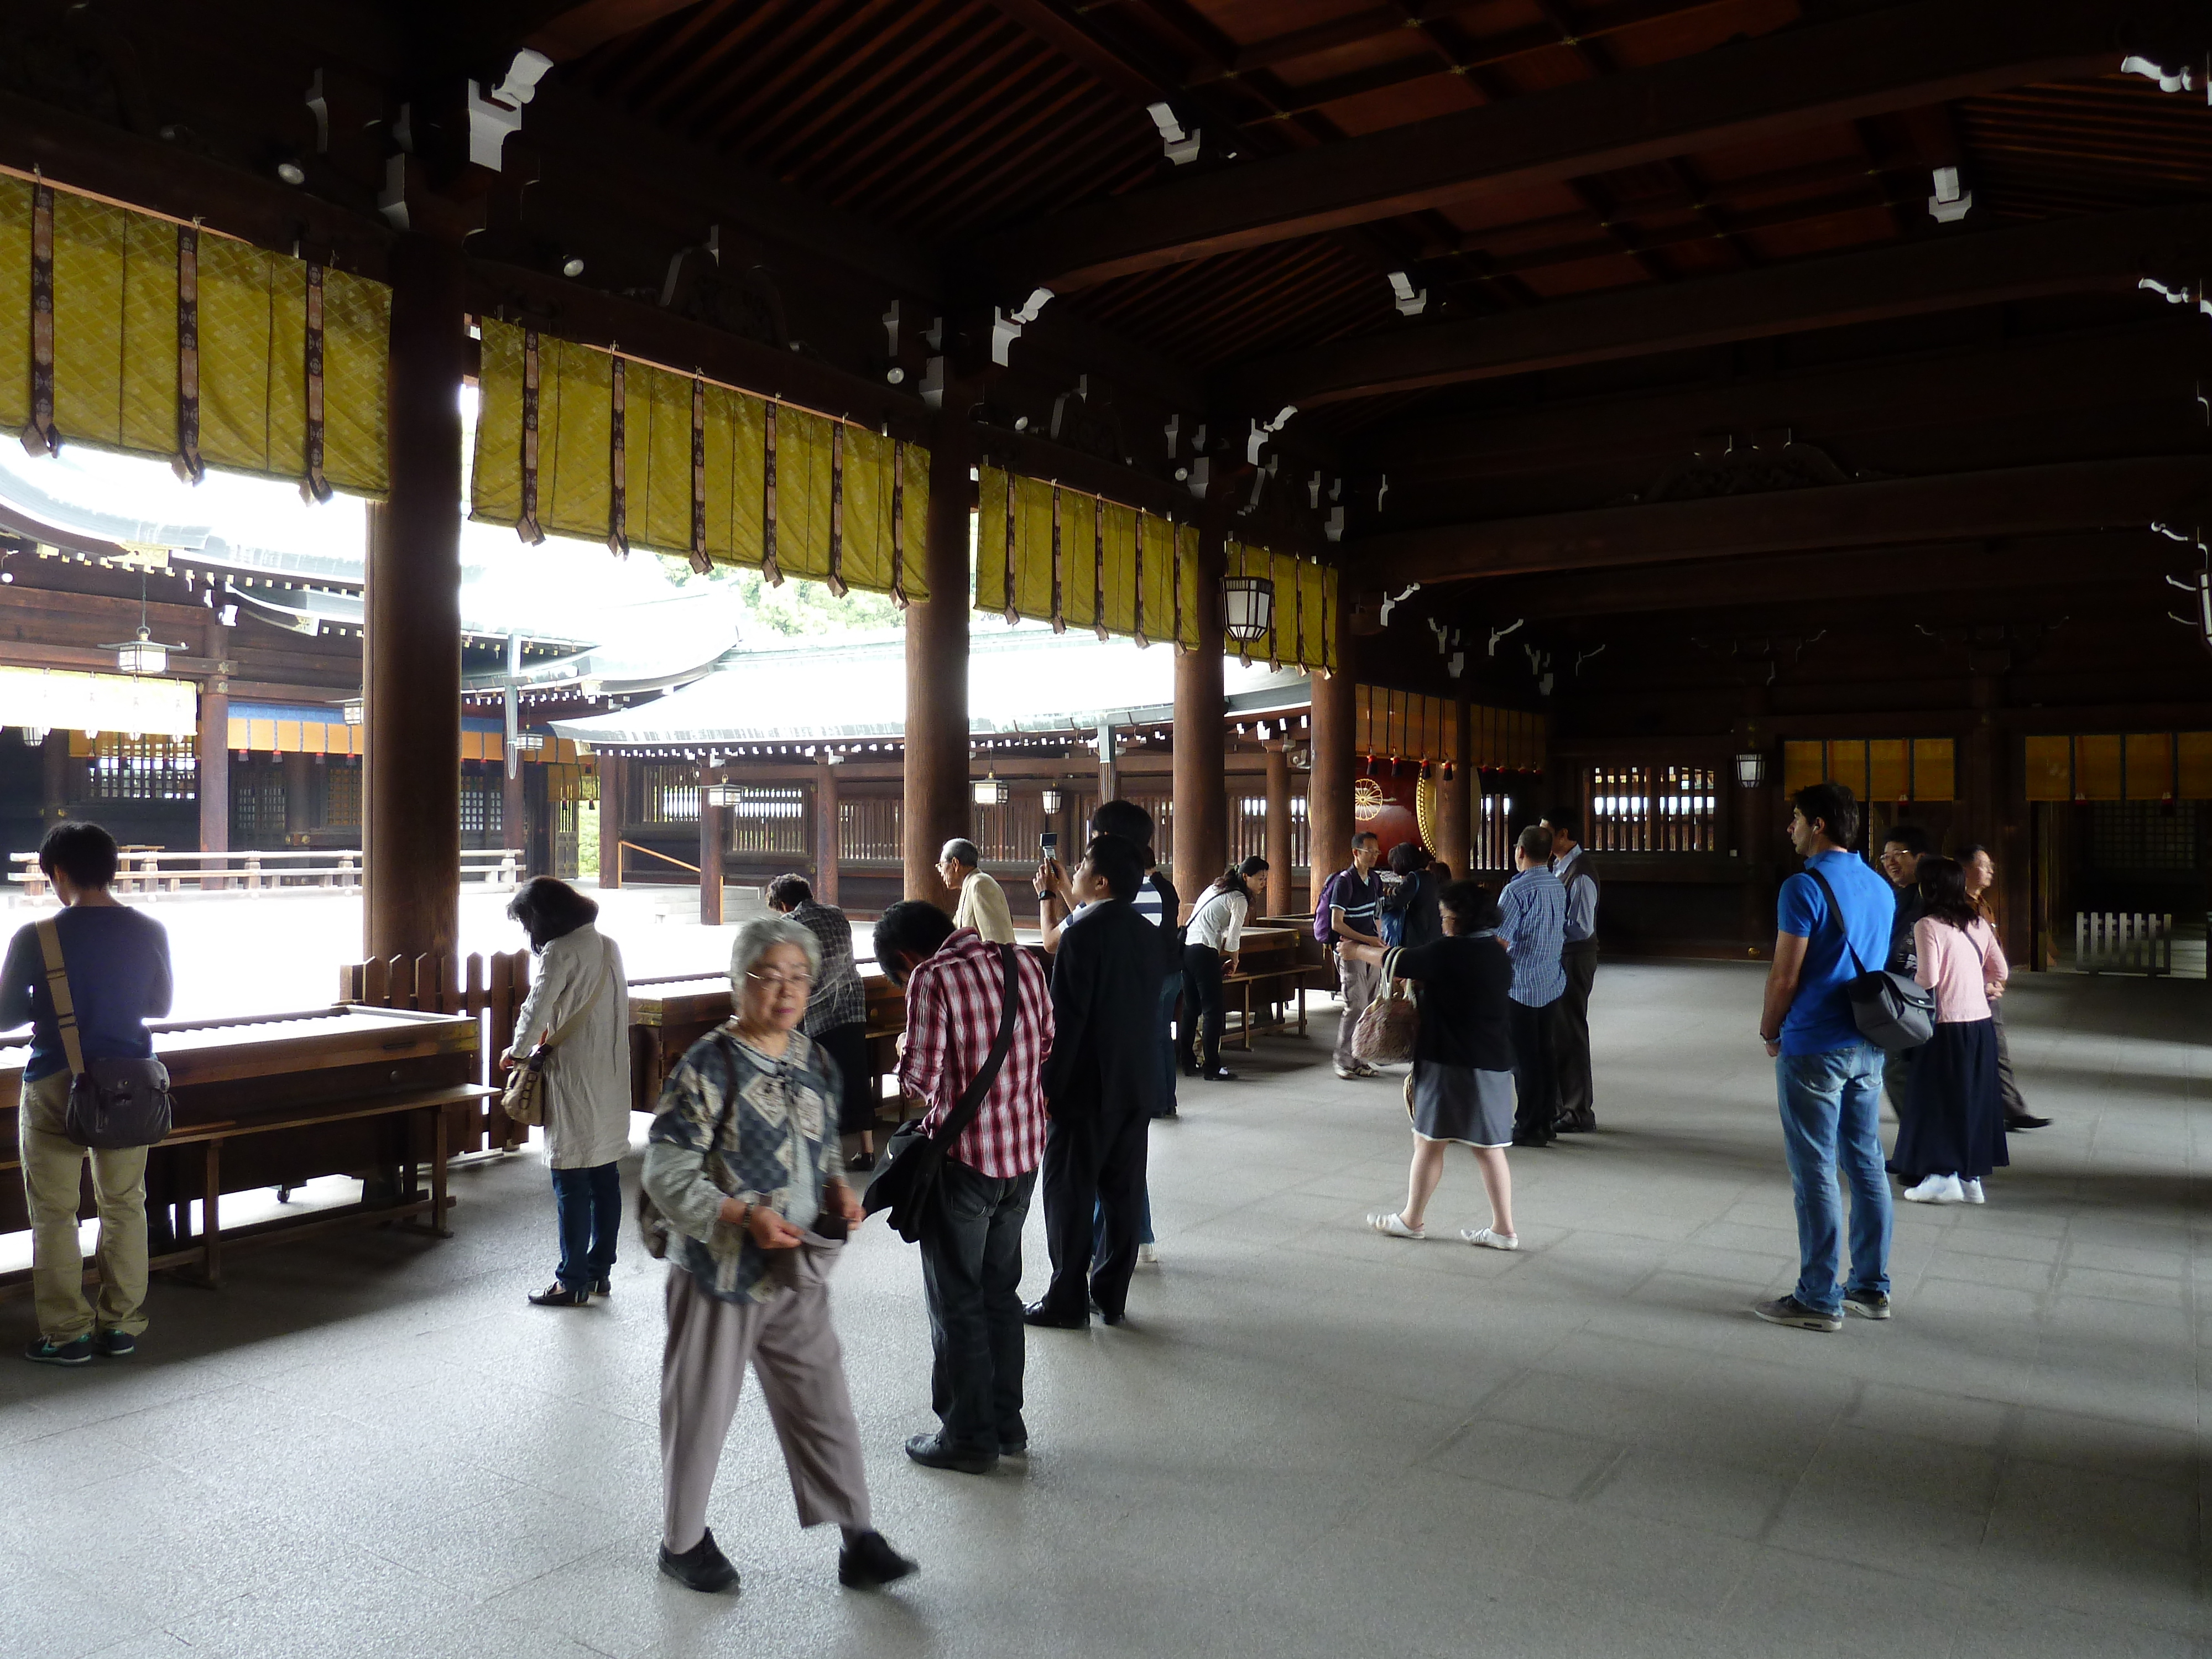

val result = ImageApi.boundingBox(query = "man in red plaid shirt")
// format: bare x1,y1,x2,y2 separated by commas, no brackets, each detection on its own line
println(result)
874,900,1053,1475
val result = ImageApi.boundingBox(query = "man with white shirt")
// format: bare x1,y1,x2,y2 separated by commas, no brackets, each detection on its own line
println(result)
937,839,1016,945
1545,813,1600,1134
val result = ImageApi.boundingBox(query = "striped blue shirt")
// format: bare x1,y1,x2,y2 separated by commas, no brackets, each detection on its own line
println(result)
1499,865,1568,1006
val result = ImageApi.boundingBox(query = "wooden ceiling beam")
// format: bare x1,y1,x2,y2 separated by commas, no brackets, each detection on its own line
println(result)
1450,530,2177,619
1223,202,2212,410
1355,455,2212,585
1358,322,2212,480
974,0,2196,289
1219,0,1737,79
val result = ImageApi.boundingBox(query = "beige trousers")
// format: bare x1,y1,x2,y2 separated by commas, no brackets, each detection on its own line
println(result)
659,1238,871,1553
18,1071,150,1342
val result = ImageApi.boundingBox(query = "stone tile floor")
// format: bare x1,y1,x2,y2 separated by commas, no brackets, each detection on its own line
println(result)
0,959,2205,1658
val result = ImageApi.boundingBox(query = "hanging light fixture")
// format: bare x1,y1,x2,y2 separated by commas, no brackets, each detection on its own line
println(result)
1223,573,1275,643
102,571,186,677
973,773,1008,807
340,697,366,726
1734,751,1769,789
1040,785,1063,815
701,783,739,808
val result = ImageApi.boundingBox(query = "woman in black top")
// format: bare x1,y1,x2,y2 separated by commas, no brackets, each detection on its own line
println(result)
1339,881,1520,1251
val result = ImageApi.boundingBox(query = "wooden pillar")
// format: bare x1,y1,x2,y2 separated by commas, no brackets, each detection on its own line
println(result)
363,234,464,962
282,752,315,840
1437,695,1473,875
698,764,723,926
1172,528,1227,904
197,616,229,859
1264,740,1292,917
815,753,841,907
1735,709,1780,956
903,410,972,903
39,728,69,830
501,749,527,870
597,752,625,889
1309,604,1357,893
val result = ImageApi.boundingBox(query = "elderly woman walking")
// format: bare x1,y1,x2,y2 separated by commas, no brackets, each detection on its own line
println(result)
503,877,631,1308
643,915,916,1597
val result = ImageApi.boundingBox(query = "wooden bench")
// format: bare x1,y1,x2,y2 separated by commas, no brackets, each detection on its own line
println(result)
1215,926,1330,1050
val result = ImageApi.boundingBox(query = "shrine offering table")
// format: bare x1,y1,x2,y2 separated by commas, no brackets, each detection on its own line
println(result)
626,968,908,1118
1220,925,1329,1050
0,1006,492,1293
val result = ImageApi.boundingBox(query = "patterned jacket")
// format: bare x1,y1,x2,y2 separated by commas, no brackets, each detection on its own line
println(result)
641,1025,846,1306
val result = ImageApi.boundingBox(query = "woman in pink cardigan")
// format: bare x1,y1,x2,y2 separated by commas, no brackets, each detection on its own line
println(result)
1891,857,2010,1204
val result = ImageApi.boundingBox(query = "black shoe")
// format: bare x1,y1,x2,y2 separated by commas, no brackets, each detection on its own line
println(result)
24,1335,92,1367
1021,1300,1087,1329
1552,1113,1595,1133
2006,1113,2052,1130
846,1151,877,1172
1204,1068,1238,1082
998,1420,1029,1455
529,1282,591,1307
658,1530,741,1594
838,1530,917,1590
1087,1299,1126,1327
904,1432,997,1474
95,1329,135,1358
593,1277,612,1297
1511,1133,1552,1149
1152,1107,1179,1120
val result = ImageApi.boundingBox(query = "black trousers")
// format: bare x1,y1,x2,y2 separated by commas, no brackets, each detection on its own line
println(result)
919,1159,1036,1455
1553,941,1599,1123
1039,1103,1150,1319
1181,944,1228,1074
1509,996,1562,1144
813,1021,877,1136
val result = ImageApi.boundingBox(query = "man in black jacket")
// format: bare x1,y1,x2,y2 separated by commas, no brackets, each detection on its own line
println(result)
1025,834,1165,1328
1877,822,1931,1120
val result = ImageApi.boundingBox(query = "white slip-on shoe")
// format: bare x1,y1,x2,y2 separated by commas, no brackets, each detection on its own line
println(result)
1960,1178,1985,1204
1368,1211,1426,1240
1904,1174,1966,1204
1137,1243,1160,1266
1461,1227,1519,1251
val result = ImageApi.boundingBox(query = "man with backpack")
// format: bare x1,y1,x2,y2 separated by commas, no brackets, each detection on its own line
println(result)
1754,782,1896,1334
1318,832,1386,1079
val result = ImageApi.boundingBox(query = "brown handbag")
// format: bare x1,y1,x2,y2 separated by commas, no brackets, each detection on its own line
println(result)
1350,975,1419,1068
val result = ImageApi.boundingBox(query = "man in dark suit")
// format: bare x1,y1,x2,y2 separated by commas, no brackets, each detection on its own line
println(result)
1025,834,1164,1328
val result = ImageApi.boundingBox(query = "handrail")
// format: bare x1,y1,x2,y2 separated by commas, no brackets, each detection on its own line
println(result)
620,840,702,876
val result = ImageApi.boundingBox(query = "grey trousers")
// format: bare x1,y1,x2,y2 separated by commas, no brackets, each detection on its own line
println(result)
1992,1001,2028,1119
660,1243,871,1554
1334,953,1383,1067
1554,941,1599,1121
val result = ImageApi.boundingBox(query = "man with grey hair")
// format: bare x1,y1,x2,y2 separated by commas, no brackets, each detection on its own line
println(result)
937,838,1015,945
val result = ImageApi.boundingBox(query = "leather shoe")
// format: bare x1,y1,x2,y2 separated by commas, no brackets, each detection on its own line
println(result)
1021,1300,1087,1329
529,1282,590,1307
2006,1113,2052,1130
904,1432,996,1474
658,1528,741,1594
837,1529,917,1589
1552,1113,1596,1134
1088,1298,1126,1327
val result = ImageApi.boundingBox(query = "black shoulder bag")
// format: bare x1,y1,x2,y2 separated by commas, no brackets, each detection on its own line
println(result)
863,944,1022,1244
1802,867,1937,1052
37,919,172,1149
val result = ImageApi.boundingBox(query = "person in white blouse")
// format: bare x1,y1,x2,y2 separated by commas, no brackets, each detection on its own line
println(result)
501,878,633,1307
1181,856,1268,1082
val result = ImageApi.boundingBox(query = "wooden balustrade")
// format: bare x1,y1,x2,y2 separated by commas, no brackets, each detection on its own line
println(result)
341,949,533,1149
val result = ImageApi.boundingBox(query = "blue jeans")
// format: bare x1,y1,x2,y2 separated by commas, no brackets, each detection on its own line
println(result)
1776,1042,1891,1316
551,1162,622,1291
920,1160,1036,1454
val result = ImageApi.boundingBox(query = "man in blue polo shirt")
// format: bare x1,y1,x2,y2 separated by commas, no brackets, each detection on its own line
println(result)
1754,782,1895,1333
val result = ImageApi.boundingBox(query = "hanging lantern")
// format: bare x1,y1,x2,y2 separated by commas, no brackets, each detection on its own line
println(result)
1734,751,1769,789
1040,786,1063,815
106,626,182,677
340,697,366,726
973,774,1008,807
1223,574,1275,643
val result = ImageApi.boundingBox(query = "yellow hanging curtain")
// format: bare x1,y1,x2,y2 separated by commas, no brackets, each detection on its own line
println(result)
471,319,929,599
0,171,388,496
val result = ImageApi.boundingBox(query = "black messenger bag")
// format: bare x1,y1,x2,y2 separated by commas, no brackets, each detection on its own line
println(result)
1802,868,1937,1052
36,919,173,1150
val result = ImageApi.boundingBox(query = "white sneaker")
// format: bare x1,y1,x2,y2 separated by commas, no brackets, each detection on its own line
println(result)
1903,1174,1966,1204
1368,1212,1425,1240
1136,1243,1159,1267
1461,1227,1520,1251
1960,1179,1984,1204
1335,1066,1364,1080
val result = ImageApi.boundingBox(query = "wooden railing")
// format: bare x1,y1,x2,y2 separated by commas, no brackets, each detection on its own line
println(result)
340,949,533,1149
2075,911,2174,975
13,848,525,898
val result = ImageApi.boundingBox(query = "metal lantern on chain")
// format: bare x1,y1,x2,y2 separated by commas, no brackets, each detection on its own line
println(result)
1222,573,1275,643
1734,751,1769,789
973,774,1008,807
1040,786,1063,815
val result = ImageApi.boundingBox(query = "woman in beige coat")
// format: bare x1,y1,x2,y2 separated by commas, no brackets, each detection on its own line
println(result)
504,878,633,1307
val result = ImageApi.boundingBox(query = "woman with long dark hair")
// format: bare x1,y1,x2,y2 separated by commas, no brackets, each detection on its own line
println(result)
1892,856,2010,1204
1957,844,2050,1131
1182,854,1267,1081
503,877,632,1305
